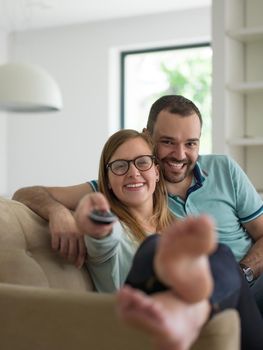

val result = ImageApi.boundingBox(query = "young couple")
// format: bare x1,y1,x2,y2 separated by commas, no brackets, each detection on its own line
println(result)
13,95,263,349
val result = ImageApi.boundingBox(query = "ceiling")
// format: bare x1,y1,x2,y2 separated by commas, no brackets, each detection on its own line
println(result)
0,0,211,32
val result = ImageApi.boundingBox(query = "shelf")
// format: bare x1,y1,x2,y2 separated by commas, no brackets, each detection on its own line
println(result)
213,0,263,192
226,81,263,93
227,137,263,146
227,26,263,42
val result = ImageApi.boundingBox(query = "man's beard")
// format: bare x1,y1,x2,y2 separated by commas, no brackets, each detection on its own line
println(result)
160,157,194,184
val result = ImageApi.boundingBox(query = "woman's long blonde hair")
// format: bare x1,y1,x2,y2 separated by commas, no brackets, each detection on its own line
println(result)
98,129,174,242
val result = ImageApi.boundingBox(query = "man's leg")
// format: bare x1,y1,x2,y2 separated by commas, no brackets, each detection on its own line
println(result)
209,244,263,349
249,274,263,317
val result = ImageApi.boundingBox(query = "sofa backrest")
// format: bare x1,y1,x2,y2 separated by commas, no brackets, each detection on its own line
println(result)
0,197,94,291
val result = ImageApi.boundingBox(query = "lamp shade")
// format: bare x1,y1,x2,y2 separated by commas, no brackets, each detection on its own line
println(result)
0,62,63,112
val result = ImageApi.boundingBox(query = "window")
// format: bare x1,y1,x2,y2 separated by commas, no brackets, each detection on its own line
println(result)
120,43,212,154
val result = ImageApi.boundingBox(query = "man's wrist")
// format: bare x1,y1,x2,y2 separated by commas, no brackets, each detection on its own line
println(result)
239,263,255,282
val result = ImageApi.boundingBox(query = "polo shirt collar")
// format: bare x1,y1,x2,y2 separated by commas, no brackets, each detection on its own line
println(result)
194,161,206,184
186,162,206,197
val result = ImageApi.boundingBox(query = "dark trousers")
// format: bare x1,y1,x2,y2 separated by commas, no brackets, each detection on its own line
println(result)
125,235,263,350
249,273,263,317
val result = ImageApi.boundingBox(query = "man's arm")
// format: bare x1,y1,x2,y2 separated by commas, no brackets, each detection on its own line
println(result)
12,183,93,267
241,215,263,278
12,183,93,214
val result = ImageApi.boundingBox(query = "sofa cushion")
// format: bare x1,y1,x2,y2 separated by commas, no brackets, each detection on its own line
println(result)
0,197,93,291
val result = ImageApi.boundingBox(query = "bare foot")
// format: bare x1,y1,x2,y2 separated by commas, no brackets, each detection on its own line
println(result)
116,285,210,350
154,215,217,303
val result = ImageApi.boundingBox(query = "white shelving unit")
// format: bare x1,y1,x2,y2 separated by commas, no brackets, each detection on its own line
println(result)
212,0,263,193
227,26,263,42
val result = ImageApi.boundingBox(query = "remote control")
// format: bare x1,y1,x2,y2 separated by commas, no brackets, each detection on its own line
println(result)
89,210,117,225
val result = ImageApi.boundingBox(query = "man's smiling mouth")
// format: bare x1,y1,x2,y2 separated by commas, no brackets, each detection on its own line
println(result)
167,161,186,169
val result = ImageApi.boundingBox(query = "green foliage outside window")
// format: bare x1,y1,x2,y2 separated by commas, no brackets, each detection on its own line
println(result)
152,56,212,154
123,45,212,154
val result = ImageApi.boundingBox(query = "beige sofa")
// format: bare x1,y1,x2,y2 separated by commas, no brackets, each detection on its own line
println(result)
0,196,240,350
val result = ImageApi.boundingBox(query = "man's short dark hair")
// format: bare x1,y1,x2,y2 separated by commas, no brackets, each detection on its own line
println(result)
146,95,203,135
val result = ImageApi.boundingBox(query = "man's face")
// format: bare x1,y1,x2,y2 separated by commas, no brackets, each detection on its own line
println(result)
151,110,201,184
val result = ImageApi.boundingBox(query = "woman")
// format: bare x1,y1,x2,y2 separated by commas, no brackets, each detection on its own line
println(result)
75,129,213,301
75,129,173,291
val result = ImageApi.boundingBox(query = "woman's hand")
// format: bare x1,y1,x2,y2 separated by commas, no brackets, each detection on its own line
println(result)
75,192,115,239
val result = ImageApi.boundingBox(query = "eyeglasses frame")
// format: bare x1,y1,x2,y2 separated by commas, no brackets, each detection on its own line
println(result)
106,155,156,176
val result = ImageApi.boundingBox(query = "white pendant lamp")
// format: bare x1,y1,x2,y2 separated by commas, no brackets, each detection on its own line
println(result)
0,62,63,113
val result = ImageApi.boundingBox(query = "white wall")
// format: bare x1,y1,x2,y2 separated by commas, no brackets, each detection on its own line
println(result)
6,7,211,197
0,31,8,196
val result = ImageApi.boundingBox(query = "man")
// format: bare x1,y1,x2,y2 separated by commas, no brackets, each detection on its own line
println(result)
12,95,263,313
144,95,263,314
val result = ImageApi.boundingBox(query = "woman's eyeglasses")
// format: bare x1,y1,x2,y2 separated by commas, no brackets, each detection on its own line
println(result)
106,155,156,176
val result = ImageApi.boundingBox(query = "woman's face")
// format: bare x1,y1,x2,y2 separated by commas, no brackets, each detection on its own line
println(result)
107,137,159,209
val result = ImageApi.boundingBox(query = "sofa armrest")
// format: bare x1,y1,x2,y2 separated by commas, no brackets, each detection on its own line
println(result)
0,283,240,350
0,197,93,291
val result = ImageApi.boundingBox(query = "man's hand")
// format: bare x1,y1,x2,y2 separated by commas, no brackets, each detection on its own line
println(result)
242,215,263,278
49,207,87,268
12,183,94,268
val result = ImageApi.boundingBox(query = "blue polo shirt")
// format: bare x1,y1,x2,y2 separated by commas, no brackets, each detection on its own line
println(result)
168,155,263,262
89,154,263,262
